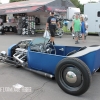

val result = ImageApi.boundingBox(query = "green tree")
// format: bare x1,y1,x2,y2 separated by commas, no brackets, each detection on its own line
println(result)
77,4,84,14
70,0,84,13
10,0,26,3
70,0,80,7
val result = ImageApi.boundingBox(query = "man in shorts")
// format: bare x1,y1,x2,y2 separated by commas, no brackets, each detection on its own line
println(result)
45,11,60,45
72,14,81,44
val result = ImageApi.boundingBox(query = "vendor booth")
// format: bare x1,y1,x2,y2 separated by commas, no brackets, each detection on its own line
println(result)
0,0,74,35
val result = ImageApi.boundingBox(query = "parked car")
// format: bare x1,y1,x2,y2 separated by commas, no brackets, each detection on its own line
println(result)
0,38,100,96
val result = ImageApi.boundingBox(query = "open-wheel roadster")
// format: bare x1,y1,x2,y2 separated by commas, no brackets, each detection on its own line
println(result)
0,37,100,96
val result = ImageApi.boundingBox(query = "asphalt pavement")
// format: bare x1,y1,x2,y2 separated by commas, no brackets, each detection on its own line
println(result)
0,34,100,100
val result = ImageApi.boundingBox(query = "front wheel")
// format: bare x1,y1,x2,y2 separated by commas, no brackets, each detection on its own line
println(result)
55,58,92,96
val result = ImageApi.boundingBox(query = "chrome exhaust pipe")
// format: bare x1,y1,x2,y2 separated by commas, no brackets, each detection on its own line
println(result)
24,67,54,79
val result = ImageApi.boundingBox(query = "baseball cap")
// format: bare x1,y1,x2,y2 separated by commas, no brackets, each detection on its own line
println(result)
50,11,54,14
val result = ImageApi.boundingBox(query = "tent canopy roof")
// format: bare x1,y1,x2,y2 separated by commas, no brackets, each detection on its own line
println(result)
0,0,75,15
0,0,55,10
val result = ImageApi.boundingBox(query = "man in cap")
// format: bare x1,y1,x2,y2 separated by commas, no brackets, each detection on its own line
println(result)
45,11,60,45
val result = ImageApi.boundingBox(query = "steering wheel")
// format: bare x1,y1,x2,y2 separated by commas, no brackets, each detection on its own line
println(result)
43,43,56,54
30,42,56,55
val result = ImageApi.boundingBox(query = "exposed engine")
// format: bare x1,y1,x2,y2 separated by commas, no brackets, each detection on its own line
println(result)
13,48,28,67
0,38,56,67
11,39,33,67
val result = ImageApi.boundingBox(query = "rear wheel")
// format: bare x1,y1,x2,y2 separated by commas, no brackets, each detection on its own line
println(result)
55,58,92,96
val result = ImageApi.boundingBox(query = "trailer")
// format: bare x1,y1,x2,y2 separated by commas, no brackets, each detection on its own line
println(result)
66,7,80,30
84,2,100,34
66,7,88,39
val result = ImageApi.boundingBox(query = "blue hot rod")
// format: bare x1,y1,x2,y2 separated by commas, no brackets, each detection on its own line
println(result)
0,37,100,96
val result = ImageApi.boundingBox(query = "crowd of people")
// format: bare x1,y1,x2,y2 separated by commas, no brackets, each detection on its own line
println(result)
72,14,88,44
45,12,88,45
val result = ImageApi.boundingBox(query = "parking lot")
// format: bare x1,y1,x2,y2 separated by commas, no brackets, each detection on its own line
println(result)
0,34,100,100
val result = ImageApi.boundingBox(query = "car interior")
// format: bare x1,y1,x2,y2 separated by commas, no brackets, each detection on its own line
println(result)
29,37,87,56
10,37,87,57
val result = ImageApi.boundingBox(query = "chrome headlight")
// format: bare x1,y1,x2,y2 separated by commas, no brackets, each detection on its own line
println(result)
0,51,7,57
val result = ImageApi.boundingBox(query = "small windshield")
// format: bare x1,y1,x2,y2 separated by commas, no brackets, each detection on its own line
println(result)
30,37,49,45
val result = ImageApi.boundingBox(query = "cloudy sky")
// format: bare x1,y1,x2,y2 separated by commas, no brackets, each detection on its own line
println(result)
0,0,9,4
0,0,99,4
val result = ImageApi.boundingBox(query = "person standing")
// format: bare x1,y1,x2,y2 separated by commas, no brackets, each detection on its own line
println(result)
45,11,60,45
72,14,81,44
80,17,86,42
